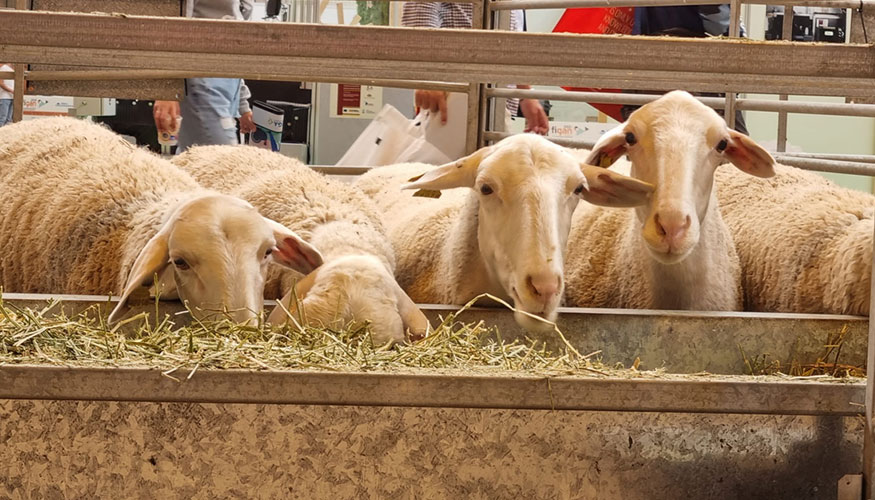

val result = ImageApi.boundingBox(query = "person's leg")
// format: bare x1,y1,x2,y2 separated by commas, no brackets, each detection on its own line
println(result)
177,78,242,152
0,99,12,126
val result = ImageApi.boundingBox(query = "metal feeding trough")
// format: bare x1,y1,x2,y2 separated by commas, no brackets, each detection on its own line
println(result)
0,293,865,498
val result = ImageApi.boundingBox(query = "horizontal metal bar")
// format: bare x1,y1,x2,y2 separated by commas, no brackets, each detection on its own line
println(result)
778,152,875,164
2,292,863,322
7,46,873,98
1,12,873,97
485,131,875,176
772,156,875,176
488,88,875,117
0,69,469,93
738,98,875,117
491,0,875,8
485,130,595,148
0,365,864,415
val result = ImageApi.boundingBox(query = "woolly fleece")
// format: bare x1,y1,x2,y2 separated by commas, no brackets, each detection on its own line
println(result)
716,164,874,315
172,145,395,300
0,117,206,295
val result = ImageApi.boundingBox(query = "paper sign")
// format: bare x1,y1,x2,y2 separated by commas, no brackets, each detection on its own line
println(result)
330,84,382,119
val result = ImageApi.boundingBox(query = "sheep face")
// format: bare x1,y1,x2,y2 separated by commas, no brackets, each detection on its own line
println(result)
587,90,775,265
268,254,431,345
109,194,323,324
405,134,653,331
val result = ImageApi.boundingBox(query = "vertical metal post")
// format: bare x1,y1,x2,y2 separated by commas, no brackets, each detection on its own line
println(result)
465,0,487,153
865,217,875,499
489,2,511,134
11,0,26,123
466,83,483,154
479,83,490,147
479,0,500,145
724,0,741,130
777,6,793,152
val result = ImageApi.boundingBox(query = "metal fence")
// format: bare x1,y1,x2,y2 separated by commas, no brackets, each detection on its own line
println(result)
1,1,875,495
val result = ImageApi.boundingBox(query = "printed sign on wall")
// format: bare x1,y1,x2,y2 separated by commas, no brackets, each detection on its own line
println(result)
330,84,382,119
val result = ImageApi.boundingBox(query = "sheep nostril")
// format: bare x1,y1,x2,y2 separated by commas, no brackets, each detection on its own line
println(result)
655,213,666,236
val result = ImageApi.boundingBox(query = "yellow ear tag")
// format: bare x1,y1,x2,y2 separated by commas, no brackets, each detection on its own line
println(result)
599,154,614,168
407,173,425,182
413,189,442,199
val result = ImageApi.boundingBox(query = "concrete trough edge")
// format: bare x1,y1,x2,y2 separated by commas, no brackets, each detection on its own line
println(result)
0,364,864,416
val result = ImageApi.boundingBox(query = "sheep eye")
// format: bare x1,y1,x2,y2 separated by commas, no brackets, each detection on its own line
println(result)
625,132,637,145
480,184,494,195
716,139,728,152
172,258,190,271
264,248,273,259
573,184,585,195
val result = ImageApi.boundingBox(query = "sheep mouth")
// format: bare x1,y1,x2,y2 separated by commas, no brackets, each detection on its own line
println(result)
647,245,694,265
509,288,551,319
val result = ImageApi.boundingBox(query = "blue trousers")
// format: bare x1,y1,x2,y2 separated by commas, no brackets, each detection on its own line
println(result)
0,99,13,127
177,78,241,152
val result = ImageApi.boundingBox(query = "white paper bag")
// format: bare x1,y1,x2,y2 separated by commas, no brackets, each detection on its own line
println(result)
336,94,469,166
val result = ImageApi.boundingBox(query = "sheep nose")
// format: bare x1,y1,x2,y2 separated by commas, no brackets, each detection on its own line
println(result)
526,272,562,305
654,212,692,247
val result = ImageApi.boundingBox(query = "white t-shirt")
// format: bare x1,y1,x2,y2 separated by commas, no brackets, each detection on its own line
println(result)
0,64,12,100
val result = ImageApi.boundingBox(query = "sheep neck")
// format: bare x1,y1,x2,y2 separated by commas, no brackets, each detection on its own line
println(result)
634,194,740,310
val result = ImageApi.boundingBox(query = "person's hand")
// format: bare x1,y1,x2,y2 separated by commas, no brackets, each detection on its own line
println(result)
520,98,549,135
415,90,449,125
239,111,256,134
153,100,180,133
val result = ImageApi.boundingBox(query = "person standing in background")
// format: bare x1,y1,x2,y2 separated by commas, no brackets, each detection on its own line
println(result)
619,5,749,134
152,0,257,152
401,4,549,135
0,63,14,127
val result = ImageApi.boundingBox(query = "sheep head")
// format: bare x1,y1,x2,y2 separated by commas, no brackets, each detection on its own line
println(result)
109,194,323,324
587,90,776,264
403,133,653,331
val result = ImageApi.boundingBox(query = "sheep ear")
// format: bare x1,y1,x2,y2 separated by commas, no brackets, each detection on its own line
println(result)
392,281,431,342
401,145,495,191
263,217,324,275
109,230,171,323
267,268,320,325
725,130,776,178
579,164,655,207
586,125,629,168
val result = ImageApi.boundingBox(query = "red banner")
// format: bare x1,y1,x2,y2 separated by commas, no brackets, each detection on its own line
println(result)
552,8,635,121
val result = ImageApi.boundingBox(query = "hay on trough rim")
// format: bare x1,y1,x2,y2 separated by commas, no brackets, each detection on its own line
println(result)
0,292,862,384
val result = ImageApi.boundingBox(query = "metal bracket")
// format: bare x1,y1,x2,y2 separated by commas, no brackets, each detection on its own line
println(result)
838,474,863,500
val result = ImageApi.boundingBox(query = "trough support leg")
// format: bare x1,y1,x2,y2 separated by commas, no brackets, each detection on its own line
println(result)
839,474,863,500
865,202,875,499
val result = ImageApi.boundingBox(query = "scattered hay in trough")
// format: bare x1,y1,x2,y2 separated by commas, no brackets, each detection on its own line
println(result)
0,293,616,378
0,294,864,384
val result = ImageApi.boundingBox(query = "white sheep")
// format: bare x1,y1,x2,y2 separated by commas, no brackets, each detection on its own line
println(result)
565,90,776,310
716,163,874,315
0,117,322,323
353,133,654,330
172,145,430,344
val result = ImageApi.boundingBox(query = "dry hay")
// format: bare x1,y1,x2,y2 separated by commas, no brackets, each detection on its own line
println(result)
0,293,864,385
0,293,617,378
